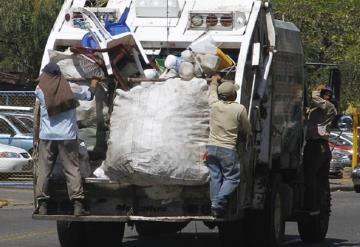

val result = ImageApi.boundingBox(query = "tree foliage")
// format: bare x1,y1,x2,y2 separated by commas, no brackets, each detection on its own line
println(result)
0,0,359,110
0,0,63,79
273,0,360,110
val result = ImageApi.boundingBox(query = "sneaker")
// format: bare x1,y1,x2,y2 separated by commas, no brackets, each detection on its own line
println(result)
73,199,90,216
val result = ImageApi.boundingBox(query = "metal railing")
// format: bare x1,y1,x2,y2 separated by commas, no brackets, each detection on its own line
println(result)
0,91,35,181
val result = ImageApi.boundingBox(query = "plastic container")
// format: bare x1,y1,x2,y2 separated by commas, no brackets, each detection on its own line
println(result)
144,69,160,79
188,34,233,70
197,54,220,71
188,35,217,55
179,62,194,81
164,55,184,71
181,49,194,63
82,7,131,49
216,48,234,69
81,32,98,48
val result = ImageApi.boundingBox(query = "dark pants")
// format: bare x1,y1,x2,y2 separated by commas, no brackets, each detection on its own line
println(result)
206,145,240,210
303,139,331,211
35,139,84,201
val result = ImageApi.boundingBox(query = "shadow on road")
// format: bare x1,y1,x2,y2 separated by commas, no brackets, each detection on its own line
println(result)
285,235,360,247
123,233,360,247
123,232,220,247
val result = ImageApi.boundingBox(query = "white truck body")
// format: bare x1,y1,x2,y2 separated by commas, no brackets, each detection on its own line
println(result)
34,1,331,247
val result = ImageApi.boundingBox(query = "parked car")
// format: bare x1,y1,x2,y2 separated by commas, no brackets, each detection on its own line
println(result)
10,113,34,133
0,143,32,179
351,165,360,193
329,148,349,178
0,113,33,152
337,115,353,131
329,131,353,153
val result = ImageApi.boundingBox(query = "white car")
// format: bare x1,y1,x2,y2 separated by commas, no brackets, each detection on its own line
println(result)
0,143,32,179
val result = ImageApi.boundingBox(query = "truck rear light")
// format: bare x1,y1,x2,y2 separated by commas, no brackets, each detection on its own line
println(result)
206,14,218,27
220,14,233,27
188,12,236,30
65,13,71,22
191,14,203,27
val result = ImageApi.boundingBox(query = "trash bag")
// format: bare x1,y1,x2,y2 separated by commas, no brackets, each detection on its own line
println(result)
48,49,105,80
104,78,210,186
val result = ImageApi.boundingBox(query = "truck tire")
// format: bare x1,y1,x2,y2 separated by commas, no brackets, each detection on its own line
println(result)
57,221,125,247
135,221,188,236
297,181,331,243
84,222,125,246
354,185,360,193
57,221,83,247
218,220,246,247
244,175,285,247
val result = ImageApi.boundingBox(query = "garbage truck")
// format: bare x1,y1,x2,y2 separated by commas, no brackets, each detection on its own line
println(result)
32,0,331,246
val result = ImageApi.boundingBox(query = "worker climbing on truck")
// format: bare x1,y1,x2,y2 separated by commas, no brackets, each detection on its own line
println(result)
303,85,337,211
206,74,251,217
34,62,98,216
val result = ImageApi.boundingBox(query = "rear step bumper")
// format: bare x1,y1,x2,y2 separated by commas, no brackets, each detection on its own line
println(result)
32,214,241,222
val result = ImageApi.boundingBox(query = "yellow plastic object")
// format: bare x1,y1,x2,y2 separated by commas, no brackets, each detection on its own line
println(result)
216,48,234,70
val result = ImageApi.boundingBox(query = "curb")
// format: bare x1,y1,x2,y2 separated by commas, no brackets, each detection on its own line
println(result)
330,185,354,192
0,199,9,208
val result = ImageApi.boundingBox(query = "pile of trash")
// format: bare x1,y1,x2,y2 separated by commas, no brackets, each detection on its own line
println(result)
47,32,235,186
146,34,234,82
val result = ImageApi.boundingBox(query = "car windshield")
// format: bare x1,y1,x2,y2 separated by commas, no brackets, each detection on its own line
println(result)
341,133,360,146
16,117,33,131
329,133,352,146
6,115,32,134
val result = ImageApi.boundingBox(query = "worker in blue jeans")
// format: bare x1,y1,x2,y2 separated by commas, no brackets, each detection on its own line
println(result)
207,75,251,217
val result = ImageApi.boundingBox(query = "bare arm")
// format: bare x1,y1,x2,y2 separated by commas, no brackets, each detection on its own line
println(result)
208,81,219,106
311,90,337,124
311,91,331,110
208,75,221,106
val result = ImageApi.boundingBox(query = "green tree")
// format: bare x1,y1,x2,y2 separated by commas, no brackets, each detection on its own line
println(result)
273,0,360,111
0,0,63,79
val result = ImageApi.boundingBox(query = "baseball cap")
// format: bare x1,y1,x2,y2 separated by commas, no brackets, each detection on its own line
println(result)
42,62,61,76
218,81,240,97
320,86,333,96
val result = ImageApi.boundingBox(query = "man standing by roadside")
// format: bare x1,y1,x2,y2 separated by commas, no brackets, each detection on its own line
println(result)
303,85,337,211
207,75,251,217
34,62,98,216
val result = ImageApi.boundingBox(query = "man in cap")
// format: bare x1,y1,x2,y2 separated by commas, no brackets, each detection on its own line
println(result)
207,75,251,217
303,85,337,211
34,62,98,216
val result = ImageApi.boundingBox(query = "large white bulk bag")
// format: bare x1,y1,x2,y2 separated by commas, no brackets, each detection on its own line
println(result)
104,78,210,186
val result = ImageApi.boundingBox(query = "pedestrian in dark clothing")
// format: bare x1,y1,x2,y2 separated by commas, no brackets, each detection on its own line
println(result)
303,86,337,211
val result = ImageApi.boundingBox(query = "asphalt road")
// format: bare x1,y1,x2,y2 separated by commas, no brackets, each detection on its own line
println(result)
0,189,360,247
